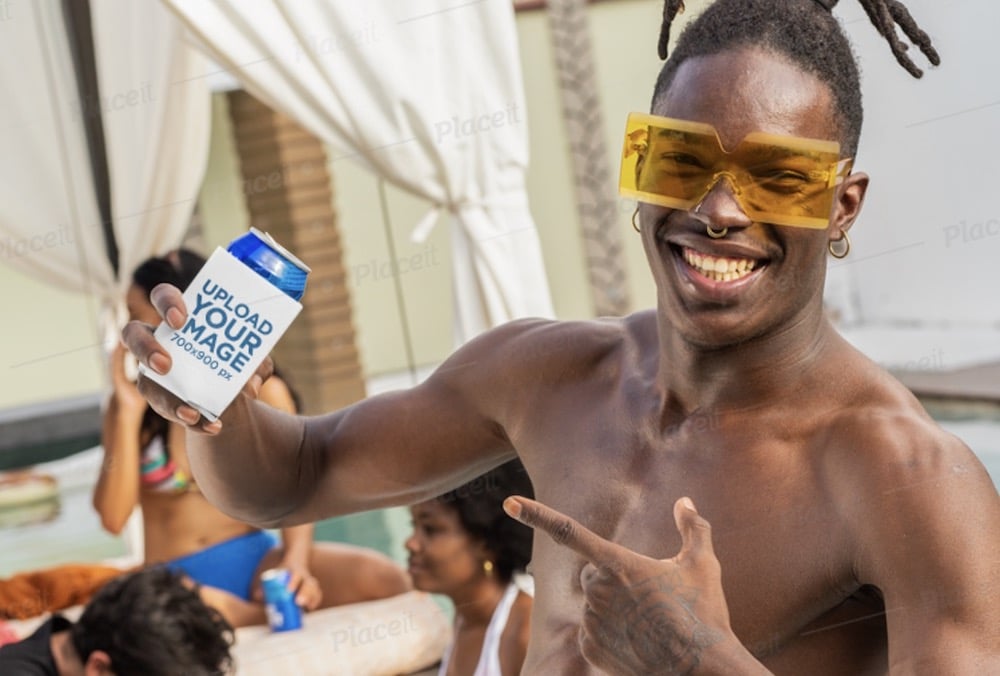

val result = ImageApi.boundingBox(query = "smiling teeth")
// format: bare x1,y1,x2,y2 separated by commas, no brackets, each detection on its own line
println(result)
682,247,758,282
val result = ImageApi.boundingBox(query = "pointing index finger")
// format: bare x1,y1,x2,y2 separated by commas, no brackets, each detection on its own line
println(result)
504,496,625,569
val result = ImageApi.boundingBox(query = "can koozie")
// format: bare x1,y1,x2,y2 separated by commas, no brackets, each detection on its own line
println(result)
138,229,309,422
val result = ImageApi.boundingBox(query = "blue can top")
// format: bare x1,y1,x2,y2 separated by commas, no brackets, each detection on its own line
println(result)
260,568,302,631
260,568,292,597
227,228,310,301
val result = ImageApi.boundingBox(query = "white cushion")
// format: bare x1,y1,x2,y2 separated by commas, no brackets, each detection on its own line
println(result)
232,591,451,675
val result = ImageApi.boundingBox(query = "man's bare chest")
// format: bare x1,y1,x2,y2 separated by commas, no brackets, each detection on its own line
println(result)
516,410,869,658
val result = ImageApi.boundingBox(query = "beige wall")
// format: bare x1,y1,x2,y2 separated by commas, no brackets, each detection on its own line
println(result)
0,0,684,408
0,265,104,409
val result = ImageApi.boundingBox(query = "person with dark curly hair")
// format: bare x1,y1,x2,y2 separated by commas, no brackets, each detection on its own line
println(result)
405,460,533,676
95,249,410,627
0,567,233,675
123,1,999,673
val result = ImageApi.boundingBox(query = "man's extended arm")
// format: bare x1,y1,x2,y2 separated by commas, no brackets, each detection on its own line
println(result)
123,282,545,527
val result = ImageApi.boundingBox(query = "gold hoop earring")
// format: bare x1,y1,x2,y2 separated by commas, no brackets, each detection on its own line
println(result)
706,224,728,239
631,207,640,233
483,560,494,576
828,230,850,259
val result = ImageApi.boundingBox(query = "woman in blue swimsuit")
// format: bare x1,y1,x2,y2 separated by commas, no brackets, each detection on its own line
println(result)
94,249,411,627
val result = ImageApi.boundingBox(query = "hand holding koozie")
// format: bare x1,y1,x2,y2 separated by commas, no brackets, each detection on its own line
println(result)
136,228,310,423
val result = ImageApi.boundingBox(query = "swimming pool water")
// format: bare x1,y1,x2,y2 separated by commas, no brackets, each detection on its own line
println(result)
0,449,127,577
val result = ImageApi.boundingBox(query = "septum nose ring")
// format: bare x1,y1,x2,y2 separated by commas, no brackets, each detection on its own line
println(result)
690,201,728,239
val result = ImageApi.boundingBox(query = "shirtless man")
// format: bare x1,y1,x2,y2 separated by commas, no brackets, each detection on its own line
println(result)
123,0,999,673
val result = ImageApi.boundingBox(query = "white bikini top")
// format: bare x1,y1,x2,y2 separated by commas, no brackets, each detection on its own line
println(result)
438,582,523,676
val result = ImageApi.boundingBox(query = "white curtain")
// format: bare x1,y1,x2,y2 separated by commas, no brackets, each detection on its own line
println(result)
0,1,110,294
0,0,211,342
161,0,555,342
92,0,212,312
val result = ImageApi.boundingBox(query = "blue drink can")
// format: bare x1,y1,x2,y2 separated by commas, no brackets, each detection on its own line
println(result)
227,228,311,301
261,568,303,632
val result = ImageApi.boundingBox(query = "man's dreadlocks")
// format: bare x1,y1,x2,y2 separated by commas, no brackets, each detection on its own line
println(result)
652,0,940,156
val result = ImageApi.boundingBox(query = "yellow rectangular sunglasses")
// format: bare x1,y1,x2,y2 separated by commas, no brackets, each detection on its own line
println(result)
619,112,853,229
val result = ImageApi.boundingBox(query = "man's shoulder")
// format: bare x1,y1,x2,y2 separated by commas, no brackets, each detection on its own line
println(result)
809,341,979,488
820,398,981,491
817,396,997,554
496,313,638,346
449,313,644,374
819,398,999,633
0,616,64,675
